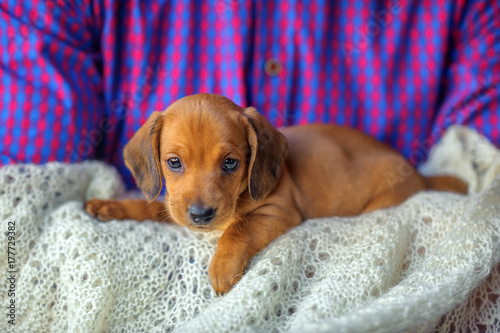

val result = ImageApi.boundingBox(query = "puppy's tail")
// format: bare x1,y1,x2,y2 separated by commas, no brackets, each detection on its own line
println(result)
424,175,468,194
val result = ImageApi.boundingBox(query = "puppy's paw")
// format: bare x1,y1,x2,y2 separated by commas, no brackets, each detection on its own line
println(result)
85,199,127,221
208,253,245,296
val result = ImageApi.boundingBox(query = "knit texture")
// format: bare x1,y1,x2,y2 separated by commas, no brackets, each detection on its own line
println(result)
1,126,499,333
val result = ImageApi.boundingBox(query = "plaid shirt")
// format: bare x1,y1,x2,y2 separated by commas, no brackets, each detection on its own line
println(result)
1,0,499,188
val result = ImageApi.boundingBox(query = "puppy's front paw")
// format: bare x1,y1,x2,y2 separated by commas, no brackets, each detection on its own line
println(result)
85,199,127,221
208,252,245,296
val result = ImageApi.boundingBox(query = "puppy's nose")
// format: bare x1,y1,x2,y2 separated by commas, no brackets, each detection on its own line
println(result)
189,205,216,225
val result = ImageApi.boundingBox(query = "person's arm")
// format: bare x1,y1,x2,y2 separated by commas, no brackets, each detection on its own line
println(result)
0,0,105,165
431,0,500,146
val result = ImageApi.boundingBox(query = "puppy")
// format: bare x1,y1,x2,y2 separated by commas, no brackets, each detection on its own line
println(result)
85,93,467,294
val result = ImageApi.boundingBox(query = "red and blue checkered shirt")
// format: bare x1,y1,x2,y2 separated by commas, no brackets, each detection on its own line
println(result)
1,0,499,188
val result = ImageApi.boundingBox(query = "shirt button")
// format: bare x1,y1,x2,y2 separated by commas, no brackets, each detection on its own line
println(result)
265,58,282,76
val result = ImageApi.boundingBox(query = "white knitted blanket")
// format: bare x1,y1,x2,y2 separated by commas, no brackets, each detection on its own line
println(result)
1,126,500,333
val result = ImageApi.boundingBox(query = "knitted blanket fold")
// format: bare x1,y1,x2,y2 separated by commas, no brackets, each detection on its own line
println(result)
1,126,499,333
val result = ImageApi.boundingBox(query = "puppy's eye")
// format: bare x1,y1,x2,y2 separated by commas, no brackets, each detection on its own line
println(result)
167,158,182,170
223,158,239,172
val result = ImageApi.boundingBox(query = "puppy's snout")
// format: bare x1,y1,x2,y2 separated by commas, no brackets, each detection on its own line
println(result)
189,204,216,225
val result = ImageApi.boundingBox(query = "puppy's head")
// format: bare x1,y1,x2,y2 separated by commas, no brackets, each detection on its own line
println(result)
124,93,287,231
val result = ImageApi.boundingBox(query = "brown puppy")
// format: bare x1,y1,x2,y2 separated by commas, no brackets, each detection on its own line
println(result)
85,93,467,294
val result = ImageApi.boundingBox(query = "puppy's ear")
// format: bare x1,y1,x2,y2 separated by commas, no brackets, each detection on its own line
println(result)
123,111,164,202
241,107,288,201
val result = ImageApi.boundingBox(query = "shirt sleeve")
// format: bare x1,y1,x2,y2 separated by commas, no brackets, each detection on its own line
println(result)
431,0,500,147
0,0,105,165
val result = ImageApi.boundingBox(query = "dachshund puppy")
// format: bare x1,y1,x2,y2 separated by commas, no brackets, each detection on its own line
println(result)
85,93,467,294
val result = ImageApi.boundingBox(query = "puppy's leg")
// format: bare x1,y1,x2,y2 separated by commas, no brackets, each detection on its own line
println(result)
362,173,468,213
85,199,171,222
362,191,412,213
208,210,301,295
362,174,427,213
